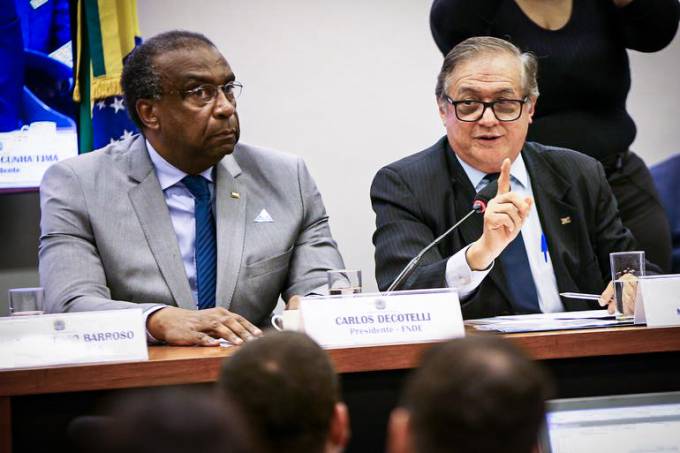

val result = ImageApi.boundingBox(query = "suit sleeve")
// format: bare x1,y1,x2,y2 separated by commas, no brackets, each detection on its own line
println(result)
283,158,345,299
39,162,158,313
616,0,680,52
430,0,504,55
371,166,449,291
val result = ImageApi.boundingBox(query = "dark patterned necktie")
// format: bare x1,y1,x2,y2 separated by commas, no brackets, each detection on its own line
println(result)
182,175,216,310
480,173,540,313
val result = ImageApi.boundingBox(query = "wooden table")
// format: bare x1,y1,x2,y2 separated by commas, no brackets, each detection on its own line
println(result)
2,325,680,453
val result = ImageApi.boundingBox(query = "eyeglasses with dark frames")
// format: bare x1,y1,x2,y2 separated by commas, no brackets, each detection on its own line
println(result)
444,96,528,122
176,81,243,107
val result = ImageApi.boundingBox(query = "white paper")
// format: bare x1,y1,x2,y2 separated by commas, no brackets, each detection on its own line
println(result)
637,275,680,327
465,310,631,333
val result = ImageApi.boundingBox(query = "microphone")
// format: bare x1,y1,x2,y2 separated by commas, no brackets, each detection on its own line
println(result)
384,180,498,294
472,179,498,214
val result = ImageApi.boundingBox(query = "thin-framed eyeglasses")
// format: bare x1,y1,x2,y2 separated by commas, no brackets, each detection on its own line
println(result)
444,96,528,122
178,81,243,107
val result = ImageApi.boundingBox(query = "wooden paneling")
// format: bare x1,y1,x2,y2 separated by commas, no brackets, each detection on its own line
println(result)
508,325,680,359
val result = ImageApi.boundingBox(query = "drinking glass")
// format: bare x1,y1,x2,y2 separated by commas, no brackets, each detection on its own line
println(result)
327,270,362,296
8,287,45,316
609,251,645,319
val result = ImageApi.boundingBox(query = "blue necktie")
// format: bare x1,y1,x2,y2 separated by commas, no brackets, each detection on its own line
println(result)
479,174,540,314
182,175,216,310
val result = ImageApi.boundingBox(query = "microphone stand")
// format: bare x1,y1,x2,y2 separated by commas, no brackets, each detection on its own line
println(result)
383,209,477,295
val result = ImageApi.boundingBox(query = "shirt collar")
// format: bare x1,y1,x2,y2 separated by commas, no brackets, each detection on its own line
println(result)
455,151,529,192
146,140,214,190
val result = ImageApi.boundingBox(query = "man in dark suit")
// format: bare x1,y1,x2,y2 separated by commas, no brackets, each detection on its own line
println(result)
371,36,650,318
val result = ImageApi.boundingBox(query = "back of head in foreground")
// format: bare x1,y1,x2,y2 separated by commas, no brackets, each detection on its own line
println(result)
389,335,553,453
92,388,256,453
218,331,350,453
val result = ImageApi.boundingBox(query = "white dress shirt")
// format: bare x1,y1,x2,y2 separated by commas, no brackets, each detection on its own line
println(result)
446,153,564,312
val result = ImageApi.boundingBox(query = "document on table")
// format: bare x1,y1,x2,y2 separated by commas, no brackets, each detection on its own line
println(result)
465,310,634,333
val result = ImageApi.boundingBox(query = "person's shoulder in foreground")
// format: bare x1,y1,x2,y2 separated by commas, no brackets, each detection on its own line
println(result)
39,29,344,346
387,335,553,453
218,331,350,453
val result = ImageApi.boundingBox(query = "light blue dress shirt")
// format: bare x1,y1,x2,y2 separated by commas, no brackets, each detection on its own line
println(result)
446,153,564,313
146,140,214,306
142,141,217,343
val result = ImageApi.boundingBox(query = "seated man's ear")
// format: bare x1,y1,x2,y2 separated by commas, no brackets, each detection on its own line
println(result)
387,407,413,453
328,402,350,452
136,99,159,130
526,96,537,122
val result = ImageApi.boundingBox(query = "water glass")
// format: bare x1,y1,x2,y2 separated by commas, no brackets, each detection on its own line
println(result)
609,251,645,318
9,287,45,316
327,270,362,296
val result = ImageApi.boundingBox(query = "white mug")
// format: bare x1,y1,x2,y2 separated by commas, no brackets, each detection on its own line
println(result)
271,310,302,331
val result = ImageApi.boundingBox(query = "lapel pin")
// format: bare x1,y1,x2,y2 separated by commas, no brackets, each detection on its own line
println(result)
230,192,240,199
560,216,572,225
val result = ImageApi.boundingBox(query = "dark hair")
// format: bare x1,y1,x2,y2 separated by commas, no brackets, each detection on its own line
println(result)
121,30,216,129
402,335,553,453
94,388,256,453
218,331,340,453
435,36,539,102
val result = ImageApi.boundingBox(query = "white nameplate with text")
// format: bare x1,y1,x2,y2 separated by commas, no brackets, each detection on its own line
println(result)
299,289,464,349
636,275,680,327
0,309,148,370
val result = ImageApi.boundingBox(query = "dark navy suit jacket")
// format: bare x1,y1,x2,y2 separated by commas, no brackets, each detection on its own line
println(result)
371,137,655,319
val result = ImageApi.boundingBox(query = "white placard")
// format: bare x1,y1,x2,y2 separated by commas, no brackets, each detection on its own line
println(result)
636,275,680,327
0,309,148,370
299,289,464,349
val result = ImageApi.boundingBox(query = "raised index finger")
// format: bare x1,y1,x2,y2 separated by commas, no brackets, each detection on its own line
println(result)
497,158,512,195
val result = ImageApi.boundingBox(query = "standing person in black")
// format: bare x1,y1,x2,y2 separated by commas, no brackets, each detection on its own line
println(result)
430,0,680,271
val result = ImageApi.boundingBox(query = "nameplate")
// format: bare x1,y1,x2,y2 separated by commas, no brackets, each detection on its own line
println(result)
636,275,680,327
0,122,78,190
299,289,465,349
0,309,148,370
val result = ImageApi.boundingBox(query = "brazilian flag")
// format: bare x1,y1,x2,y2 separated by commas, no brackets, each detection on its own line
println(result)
73,0,140,152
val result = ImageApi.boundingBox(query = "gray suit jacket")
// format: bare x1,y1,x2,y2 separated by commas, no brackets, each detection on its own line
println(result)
39,135,344,325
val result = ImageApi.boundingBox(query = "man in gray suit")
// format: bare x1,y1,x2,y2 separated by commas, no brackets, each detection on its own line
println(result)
39,30,344,345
